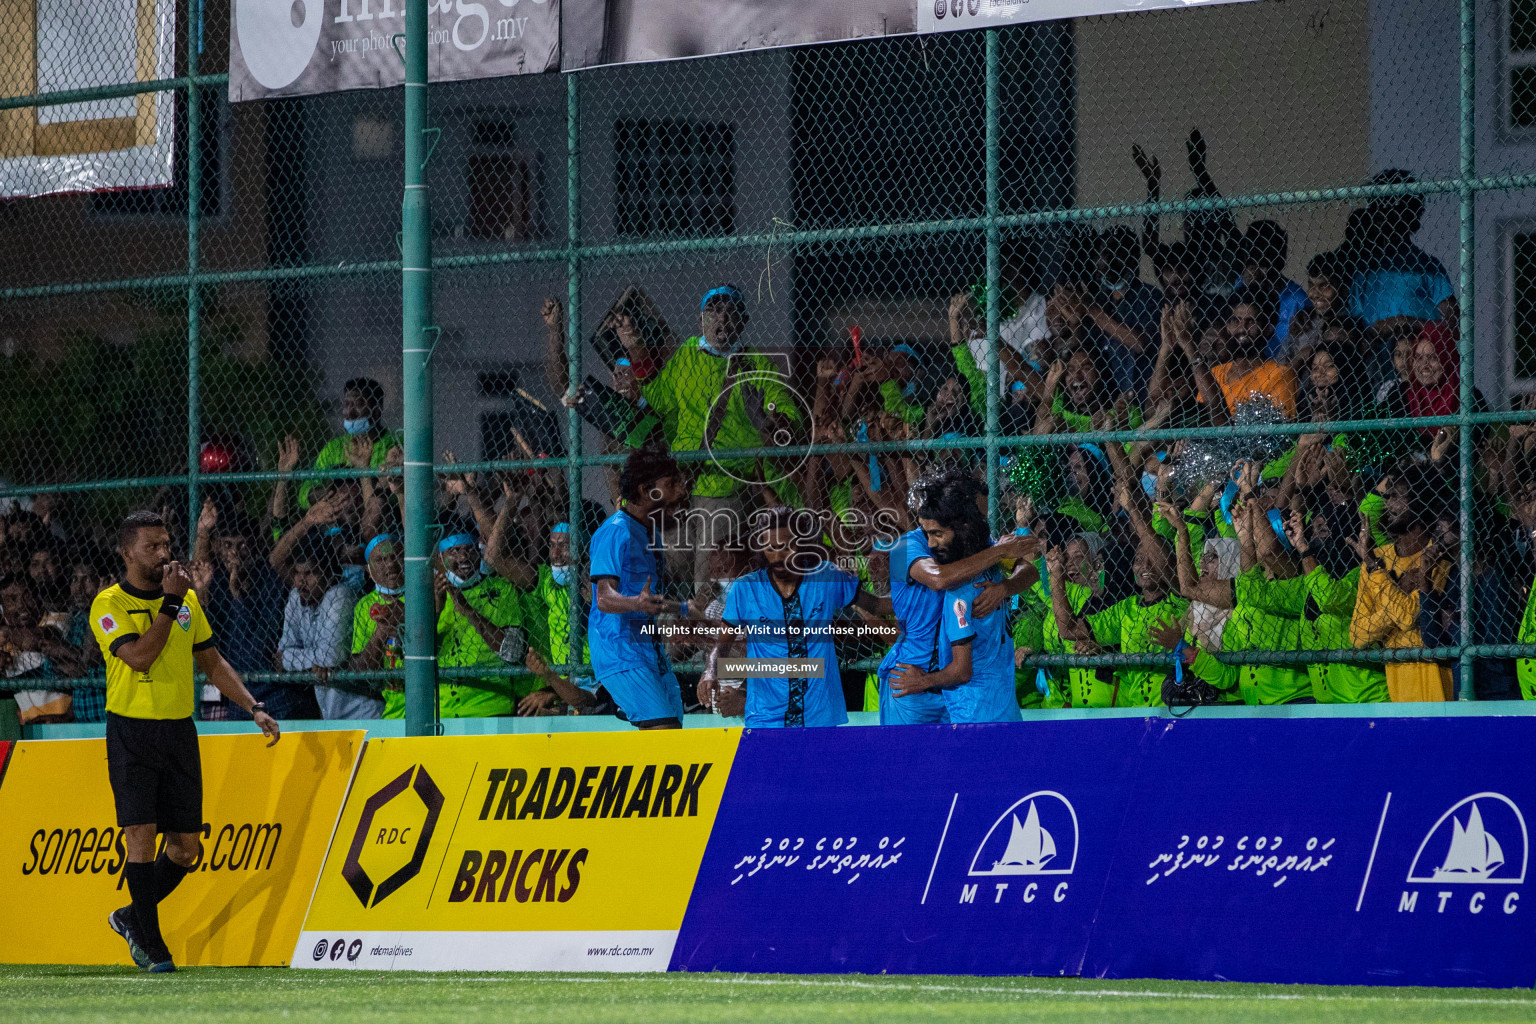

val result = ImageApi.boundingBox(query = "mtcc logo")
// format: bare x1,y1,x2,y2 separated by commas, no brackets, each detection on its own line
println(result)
1397,792,1527,916
969,791,1079,877
954,791,1079,907
341,764,445,908
1406,793,1527,885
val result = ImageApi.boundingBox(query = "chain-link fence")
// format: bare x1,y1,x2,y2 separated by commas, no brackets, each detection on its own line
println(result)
2,0,1533,731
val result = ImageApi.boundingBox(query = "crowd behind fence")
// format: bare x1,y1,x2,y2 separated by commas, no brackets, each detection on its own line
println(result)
2,1,1534,729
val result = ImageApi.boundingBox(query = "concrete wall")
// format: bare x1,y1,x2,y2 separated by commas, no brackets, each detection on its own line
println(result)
1074,0,1370,286
307,51,796,492
300,0,1528,436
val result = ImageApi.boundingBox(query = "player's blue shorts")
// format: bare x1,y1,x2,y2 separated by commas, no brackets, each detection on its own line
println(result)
596,667,685,726
942,681,1023,724
877,650,950,726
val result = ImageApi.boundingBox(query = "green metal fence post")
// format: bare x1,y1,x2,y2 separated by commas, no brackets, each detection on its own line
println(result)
185,0,202,556
402,0,438,736
984,28,1002,533
565,73,584,659
1457,0,1476,700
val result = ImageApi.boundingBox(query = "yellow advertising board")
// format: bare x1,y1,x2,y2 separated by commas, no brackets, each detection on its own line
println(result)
295,728,740,971
0,730,363,966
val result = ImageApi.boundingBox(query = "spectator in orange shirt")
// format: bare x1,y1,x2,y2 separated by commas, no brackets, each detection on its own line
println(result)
1182,292,1299,423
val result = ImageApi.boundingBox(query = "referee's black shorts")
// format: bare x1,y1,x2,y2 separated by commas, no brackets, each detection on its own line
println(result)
105,713,203,834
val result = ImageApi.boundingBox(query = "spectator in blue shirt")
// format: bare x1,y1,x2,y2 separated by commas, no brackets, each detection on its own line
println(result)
1084,226,1163,402
583,447,694,729
62,552,109,722
1234,219,1310,363
1347,170,1456,331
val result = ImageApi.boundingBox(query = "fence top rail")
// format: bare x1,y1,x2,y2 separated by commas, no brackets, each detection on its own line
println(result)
6,173,1536,302
0,72,230,113
2,408,1530,498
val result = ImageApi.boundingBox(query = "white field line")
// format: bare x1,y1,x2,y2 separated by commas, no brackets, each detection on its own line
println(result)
48,972,1536,1007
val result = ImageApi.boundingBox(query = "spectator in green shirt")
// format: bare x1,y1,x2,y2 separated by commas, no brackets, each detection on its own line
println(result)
1161,499,1314,705
298,378,403,510
1280,506,1389,703
352,534,406,719
639,284,802,602
434,530,527,718
515,521,590,716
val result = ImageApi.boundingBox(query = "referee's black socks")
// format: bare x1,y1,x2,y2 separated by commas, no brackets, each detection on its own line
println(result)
124,861,169,957
154,851,189,902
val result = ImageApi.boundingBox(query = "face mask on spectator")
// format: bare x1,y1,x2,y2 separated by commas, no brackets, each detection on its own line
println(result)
1099,273,1134,294
697,334,736,358
343,417,371,435
374,582,402,596
550,564,574,586
446,567,482,589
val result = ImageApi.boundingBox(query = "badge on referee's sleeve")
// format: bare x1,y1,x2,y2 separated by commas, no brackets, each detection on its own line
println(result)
177,605,193,631
98,614,117,633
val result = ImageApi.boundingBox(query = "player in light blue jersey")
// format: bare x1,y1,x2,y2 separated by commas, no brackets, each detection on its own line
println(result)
583,448,694,728
700,507,890,727
890,469,1036,723
878,517,1030,725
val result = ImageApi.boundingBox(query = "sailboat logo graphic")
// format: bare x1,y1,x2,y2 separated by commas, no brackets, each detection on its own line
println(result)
968,791,1078,877
1406,792,1528,885
1434,804,1504,881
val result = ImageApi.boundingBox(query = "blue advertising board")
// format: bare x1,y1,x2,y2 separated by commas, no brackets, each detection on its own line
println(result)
671,718,1155,975
672,716,1536,987
1085,716,1536,987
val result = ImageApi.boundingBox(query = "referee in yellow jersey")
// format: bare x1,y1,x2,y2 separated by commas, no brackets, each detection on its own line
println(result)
90,510,280,973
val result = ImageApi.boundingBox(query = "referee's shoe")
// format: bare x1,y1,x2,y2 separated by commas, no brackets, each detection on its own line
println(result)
109,905,176,972
108,907,149,968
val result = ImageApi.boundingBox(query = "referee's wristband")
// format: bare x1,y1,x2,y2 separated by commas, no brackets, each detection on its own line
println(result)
159,596,183,619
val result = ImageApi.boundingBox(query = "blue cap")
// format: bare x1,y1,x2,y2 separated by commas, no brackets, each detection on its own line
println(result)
891,343,919,359
551,522,570,534
438,532,477,554
1076,442,1111,474
364,533,398,562
700,285,746,312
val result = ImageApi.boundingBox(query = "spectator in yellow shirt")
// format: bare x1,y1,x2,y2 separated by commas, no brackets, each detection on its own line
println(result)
1350,466,1454,701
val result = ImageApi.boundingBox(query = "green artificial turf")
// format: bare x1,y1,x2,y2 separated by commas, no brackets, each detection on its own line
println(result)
6,967,1536,1024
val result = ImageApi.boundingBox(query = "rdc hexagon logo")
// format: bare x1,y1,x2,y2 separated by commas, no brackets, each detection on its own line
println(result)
340,764,445,908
